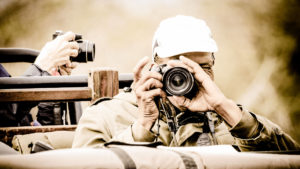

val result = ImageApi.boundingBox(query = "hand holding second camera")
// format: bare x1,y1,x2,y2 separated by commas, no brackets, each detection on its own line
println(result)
34,31,95,75
34,32,79,74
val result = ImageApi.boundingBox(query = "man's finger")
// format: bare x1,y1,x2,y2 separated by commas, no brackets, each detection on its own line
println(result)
69,62,79,69
133,56,150,82
134,71,162,93
68,41,79,50
62,67,72,74
167,59,193,73
145,88,165,100
59,66,70,75
60,31,76,42
140,78,163,91
56,58,71,67
180,56,209,82
179,56,200,71
172,95,191,108
69,49,79,57
138,71,162,85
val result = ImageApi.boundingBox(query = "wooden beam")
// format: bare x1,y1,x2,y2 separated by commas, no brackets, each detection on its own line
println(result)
0,125,77,146
0,70,133,103
0,87,92,102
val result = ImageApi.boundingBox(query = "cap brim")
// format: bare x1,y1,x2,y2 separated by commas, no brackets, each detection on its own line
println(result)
155,41,218,58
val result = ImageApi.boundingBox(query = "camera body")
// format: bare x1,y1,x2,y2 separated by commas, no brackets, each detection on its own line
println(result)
153,64,198,99
52,31,95,63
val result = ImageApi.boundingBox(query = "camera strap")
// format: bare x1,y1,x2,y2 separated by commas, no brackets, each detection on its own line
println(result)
158,98,179,146
205,111,218,145
196,111,218,146
155,98,218,146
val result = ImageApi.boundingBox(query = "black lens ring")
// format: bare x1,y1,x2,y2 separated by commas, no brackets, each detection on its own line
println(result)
163,67,194,96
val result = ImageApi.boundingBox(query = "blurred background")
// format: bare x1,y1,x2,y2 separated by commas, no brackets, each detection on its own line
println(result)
0,0,299,142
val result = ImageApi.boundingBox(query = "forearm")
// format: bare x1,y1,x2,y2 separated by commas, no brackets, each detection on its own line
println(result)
73,121,154,148
214,98,242,127
228,107,300,151
72,126,107,148
131,121,157,142
137,118,156,131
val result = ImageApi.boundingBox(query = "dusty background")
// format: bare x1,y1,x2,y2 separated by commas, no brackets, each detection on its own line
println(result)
1,0,300,143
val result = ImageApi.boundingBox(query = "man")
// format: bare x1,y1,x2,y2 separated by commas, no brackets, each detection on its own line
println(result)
0,31,79,126
28,31,80,126
72,15,299,151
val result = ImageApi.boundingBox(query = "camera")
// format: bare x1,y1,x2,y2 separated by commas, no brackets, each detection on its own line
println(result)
153,64,198,98
52,31,95,63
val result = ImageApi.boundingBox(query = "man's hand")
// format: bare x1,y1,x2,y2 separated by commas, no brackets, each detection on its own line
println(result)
133,57,166,130
34,31,79,74
58,62,78,75
168,56,242,127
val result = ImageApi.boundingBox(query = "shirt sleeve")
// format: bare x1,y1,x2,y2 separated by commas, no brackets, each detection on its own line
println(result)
23,64,50,76
229,107,261,139
72,100,157,148
131,122,156,142
110,121,156,143
72,105,111,148
229,106,300,151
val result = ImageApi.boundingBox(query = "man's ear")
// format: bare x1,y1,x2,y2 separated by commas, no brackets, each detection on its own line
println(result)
149,63,154,71
150,63,154,68
149,62,160,71
212,53,215,66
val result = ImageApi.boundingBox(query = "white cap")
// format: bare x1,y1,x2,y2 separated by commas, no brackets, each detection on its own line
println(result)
152,15,218,60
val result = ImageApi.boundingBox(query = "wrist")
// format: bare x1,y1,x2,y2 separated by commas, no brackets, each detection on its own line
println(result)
34,61,52,73
214,98,242,127
32,64,52,76
137,118,156,131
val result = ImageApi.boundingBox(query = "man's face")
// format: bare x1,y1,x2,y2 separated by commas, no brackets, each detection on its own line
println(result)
155,52,215,111
155,52,214,80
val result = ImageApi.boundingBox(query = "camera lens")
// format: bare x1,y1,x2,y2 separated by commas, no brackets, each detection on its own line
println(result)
171,74,185,87
71,40,95,62
85,42,95,62
163,67,194,96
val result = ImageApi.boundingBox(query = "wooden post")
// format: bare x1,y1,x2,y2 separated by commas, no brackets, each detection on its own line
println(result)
89,68,119,102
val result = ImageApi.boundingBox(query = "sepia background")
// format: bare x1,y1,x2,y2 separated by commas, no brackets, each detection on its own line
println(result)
1,0,299,143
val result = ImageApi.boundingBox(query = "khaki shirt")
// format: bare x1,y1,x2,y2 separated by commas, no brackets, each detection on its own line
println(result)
72,92,299,151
